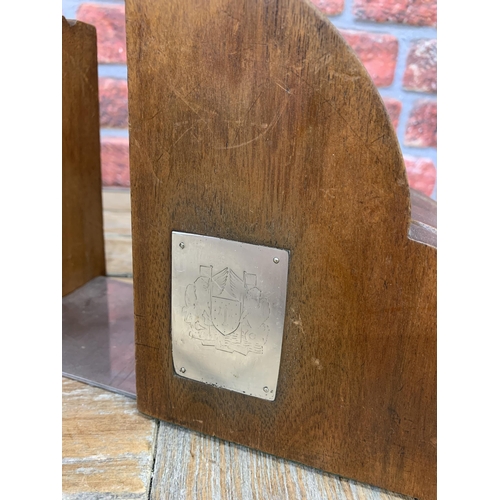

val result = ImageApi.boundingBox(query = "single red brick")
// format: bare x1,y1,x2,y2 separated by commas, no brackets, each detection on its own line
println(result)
309,0,344,15
403,39,437,93
101,137,130,187
77,4,126,63
353,0,436,27
382,98,402,130
404,156,436,196
99,78,129,128
339,30,398,87
404,100,436,148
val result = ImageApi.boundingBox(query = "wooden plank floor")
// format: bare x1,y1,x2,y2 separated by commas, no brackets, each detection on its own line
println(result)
63,378,410,500
62,377,157,499
62,188,411,500
103,188,133,276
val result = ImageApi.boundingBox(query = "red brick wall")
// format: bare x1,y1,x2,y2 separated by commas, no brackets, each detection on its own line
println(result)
352,0,436,27
76,0,437,197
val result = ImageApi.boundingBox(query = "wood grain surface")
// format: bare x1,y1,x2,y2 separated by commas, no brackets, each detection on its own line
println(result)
62,17,106,296
102,187,433,277
126,1,436,498
151,422,414,500
103,188,133,276
62,378,156,499
63,377,410,500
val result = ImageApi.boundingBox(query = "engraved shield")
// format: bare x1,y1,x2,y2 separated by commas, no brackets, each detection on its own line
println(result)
211,296,241,335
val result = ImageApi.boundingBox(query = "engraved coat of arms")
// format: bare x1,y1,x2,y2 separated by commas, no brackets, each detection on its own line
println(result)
182,265,270,355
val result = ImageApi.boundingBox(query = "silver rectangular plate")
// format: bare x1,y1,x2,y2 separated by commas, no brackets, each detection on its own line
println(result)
171,231,289,401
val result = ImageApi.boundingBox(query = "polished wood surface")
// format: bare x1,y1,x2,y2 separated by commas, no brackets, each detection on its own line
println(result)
62,17,105,296
126,1,436,498
63,377,410,500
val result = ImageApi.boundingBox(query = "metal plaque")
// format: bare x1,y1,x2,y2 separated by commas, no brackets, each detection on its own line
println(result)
171,231,289,401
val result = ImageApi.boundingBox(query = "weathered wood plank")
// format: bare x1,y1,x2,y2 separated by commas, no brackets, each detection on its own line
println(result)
104,234,133,276
63,376,409,499
104,211,132,235
103,188,132,213
62,378,157,499
102,189,133,275
150,421,411,500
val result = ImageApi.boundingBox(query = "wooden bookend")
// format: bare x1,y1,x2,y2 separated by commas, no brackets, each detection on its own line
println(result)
126,1,436,499
62,16,105,296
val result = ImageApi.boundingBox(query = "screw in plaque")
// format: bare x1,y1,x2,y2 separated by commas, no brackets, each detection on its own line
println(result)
273,257,280,264
179,242,185,249
263,386,269,393
180,367,186,373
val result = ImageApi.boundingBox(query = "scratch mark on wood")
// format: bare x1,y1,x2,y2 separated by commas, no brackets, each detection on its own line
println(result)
215,100,289,150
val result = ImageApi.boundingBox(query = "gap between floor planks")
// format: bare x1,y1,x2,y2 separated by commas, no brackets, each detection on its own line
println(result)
63,377,410,500
92,188,417,499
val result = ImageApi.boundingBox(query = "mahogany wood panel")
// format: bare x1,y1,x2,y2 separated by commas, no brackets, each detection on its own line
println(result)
62,17,105,296
126,1,436,499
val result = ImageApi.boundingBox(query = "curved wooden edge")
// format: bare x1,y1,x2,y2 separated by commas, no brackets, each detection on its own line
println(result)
317,5,413,236
313,0,433,250
316,1,413,237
